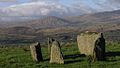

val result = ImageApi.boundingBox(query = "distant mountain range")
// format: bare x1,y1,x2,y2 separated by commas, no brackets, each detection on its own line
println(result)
0,9,120,44
65,10,120,31
0,1,120,44
0,9,120,32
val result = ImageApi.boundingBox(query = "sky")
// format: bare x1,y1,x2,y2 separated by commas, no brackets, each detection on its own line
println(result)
0,0,120,18
0,0,98,7
0,0,114,7
0,0,31,7
0,0,120,21
0,0,120,10
0,0,59,7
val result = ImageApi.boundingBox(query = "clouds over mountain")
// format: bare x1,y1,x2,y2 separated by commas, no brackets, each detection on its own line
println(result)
0,1,70,21
73,0,120,12
0,0,120,21
0,1,69,17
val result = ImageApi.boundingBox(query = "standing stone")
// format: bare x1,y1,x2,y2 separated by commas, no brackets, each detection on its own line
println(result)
50,41,64,64
48,38,55,59
93,33,105,61
30,42,43,62
77,32,105,61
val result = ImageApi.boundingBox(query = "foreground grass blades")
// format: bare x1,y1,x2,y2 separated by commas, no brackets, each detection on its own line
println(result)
0,43,120,68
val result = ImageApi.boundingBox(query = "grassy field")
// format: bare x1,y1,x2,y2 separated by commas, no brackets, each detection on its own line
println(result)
0,43,120,68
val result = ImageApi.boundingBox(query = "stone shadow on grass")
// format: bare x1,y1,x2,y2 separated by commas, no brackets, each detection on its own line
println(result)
64,54,85,64
65,59,82,64
105,52,120,62
64,54,85,59
106,52,120,57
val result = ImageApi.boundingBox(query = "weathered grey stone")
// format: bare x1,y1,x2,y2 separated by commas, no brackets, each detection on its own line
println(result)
30,42,43,62
48,38,55,59
50,41,64,64
77,32,105,61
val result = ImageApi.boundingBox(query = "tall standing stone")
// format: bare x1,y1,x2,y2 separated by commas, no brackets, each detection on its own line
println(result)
93,33,105,61
48,38,55,59
77,32,105,61
50,41,64,64
30,42,43,62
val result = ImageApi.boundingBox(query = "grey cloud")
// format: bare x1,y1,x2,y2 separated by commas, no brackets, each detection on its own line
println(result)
31,0,60,2
109,0,120,3
1,0,120,18
75,0,120,12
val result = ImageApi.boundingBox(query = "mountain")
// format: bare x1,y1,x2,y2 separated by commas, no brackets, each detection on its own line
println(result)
0,10,120,32
65,10,120,31
27,16,72,29
65,10,120,23
0,10,120,44
0,16,72,29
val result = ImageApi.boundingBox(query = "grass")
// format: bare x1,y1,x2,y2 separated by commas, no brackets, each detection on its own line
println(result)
0,43,120,68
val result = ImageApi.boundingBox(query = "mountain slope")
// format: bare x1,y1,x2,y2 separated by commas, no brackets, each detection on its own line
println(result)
0,16,72,28
65,10,120,31
0,10,120,44
0,10,120,33
66,10,120,24
27,16,72,29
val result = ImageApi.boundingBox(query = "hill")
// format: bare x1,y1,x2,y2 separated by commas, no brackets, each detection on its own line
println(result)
0,16,72,28
0,10,120,44
27,16,72,29
65,10,120,31
1,10,120,31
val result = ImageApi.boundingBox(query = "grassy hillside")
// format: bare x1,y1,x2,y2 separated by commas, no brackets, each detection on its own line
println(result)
0,43,120,68
0,29,119,45
104,29,120,42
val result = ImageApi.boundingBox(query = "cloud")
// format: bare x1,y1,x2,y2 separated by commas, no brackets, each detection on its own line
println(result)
0,0,120,22
73,0,120,12
109,0,120,3
1,0,120,18
0,1,69,17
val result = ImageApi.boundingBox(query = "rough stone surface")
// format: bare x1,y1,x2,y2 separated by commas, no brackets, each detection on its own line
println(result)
48,38,55,59
50,41,64,64
77,32,105,61
30,42,43,62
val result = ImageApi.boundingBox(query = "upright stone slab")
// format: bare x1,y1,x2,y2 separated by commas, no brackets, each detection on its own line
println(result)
93,33,105,61
77,32,105,61
50,41,64,64
30,42,43,62
48,38,55,59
